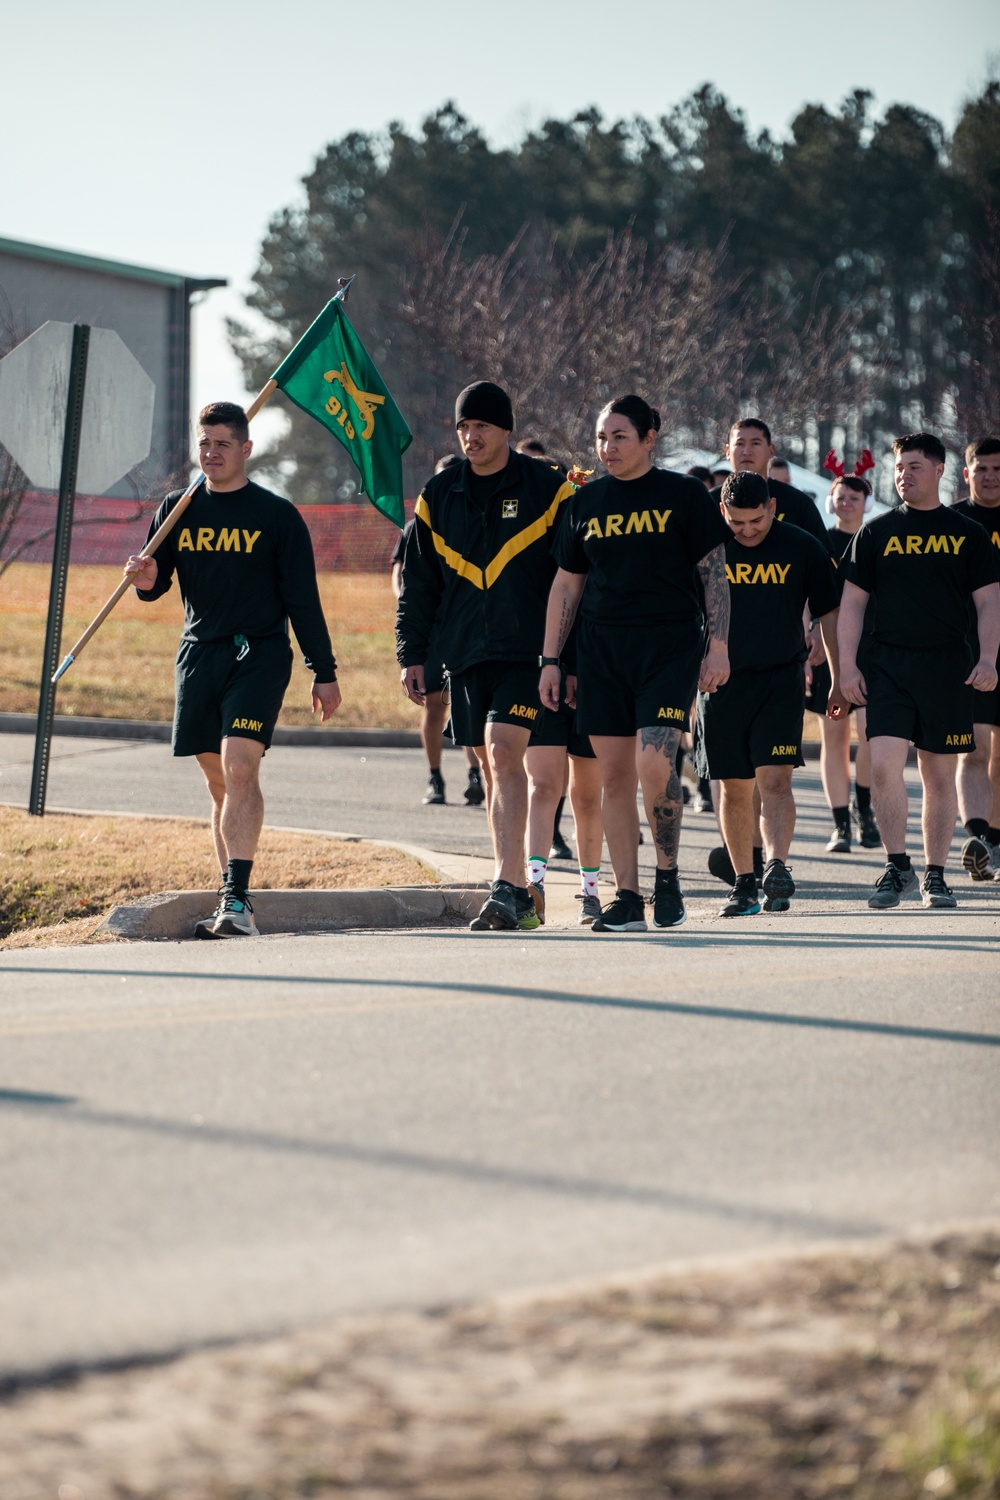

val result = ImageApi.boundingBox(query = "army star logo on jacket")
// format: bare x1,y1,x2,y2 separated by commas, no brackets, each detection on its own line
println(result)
502,498,518,519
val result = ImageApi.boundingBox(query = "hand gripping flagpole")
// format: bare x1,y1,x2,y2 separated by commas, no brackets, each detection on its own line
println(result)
50,278,356,685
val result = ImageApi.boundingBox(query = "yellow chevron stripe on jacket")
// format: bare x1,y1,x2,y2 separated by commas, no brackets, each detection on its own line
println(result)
484,482,575,588
414,494,484,589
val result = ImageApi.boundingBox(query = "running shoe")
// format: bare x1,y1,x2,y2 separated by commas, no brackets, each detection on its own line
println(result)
422,769,445,805
195,887,259,939
825,819,852,854
852,801,881,849
867,862,919,909
576,892,602,926
707,844,736,884
921,869,957,909
694,778,713,813
651,867,687,929
549,831,574,861
961,835,996,882
470,880,519,931
521,883,545,929
592,889,647,933
463,769,485,806
719,879,761,918
761,858,795,913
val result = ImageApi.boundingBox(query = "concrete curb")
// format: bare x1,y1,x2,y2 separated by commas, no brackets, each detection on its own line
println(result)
97,885,488,941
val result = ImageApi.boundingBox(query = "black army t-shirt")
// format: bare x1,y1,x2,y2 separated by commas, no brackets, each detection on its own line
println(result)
710,478,827,544
554,468,729,626
139,480,336,678
842,503,999,651
725,519,839,672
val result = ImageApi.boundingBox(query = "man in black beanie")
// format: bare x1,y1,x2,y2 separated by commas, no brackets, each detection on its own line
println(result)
397,381,576,930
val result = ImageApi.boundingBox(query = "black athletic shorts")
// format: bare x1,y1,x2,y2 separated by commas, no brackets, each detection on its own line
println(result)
173,634,293,758
529,682,596,759
575,616,703,738
865,644,976,753
448,660,542,747
696,659,806,781
972,683,1000,729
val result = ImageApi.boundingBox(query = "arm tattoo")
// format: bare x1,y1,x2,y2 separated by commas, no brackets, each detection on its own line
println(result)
555,594,577,654
697,544,731,643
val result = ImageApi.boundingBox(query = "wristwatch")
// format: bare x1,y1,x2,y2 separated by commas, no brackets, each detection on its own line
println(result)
538,655,561,668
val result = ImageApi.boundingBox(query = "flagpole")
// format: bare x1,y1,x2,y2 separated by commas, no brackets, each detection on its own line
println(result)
50,279,357,684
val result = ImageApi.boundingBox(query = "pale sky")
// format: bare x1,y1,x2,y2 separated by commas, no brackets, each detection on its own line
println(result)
4,0,998,445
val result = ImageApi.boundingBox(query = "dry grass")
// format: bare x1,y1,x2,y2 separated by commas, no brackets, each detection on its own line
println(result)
0,1229,997,1498
0,805,433,946
0,563,413,729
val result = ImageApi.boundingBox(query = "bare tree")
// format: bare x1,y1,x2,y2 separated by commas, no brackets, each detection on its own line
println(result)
399,224,879,466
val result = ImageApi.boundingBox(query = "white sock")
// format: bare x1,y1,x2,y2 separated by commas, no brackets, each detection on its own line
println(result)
581,866,600,898
528,855,547,887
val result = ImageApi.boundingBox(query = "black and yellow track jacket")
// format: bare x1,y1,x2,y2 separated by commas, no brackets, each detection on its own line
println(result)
396,451,575,675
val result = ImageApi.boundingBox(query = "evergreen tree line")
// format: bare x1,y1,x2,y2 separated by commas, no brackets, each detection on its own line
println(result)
232,84,1000,503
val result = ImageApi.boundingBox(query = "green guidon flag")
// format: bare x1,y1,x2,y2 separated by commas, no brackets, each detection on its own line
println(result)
271,297,412,528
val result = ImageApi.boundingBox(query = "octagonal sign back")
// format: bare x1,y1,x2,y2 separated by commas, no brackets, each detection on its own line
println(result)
0,321,154,493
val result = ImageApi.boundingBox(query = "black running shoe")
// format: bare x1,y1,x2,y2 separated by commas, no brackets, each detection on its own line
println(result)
719,879,761,918
761,857,795,913
867,862,918,909
464,769,485,806
592,888,647,933
469,880,518,930
422,769,445,805
852,801,881,849
921,869,957,909
652,867,687,929
549,831,574,861
707,844,736,884
825,820,851,854
961,835,996,882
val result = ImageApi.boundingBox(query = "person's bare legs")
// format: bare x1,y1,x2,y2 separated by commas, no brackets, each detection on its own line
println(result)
484,721,532,885
636,725,685,871
196,737,266,876
819,714,851,809
591,736,641,891
917,749,960,868
718,778,756,875
957,723,995,826
525,744,566,864
568,753,604,869
869,737,912,855
420,689,448,777
756,764,796,862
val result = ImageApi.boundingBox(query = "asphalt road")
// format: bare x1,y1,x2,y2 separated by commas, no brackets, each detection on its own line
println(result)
1,729,999,1378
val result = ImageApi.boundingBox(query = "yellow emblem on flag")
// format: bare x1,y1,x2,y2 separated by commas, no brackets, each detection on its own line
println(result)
323,362,386,441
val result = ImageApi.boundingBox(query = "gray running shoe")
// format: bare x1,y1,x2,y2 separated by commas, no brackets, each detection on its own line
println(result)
867,863,919,909
852,801,881,848
762,858,795,913
592,889,647,933
470,880,519,931
195,888,259,939
576,892,602,926
921,869,957,909
422,770,445,805
961,835,996,882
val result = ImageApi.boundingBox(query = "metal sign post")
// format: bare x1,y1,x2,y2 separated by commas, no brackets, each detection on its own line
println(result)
28,324,90,817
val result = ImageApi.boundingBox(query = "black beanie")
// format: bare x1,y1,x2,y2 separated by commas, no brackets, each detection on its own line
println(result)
454,381,514,431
